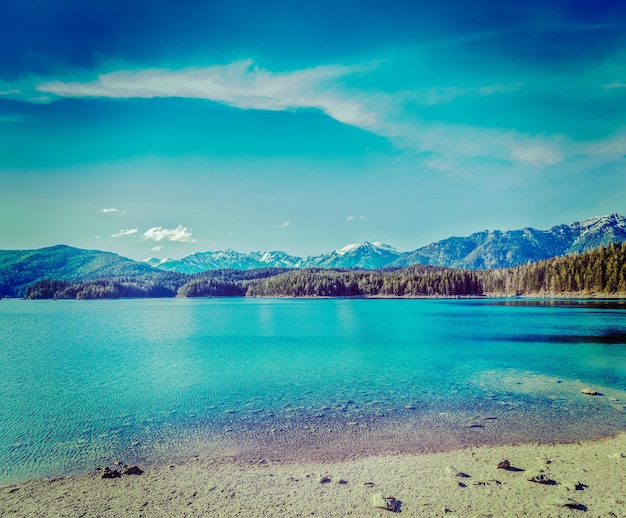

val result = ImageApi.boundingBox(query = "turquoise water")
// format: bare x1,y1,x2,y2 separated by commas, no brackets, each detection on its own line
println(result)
1,298,626,485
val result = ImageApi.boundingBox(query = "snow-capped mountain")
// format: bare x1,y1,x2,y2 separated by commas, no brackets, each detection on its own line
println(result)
392,213,626,269
146,214,626,273
302,242,401,269
248,250,305,269
148,249,269,274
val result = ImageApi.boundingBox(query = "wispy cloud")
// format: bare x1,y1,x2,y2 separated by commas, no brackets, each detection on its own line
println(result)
415,83,521,106
141,225,198,242
604,80,626,89
25,59,615,169
0,114,28,123
346,215,356,221
101,207,125,214
37,60,377,129
273,220,291,229
112,228,138,238
152,245,162,252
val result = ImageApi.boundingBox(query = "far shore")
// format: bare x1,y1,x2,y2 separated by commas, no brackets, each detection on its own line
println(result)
4,292,626,301
2,432,626,517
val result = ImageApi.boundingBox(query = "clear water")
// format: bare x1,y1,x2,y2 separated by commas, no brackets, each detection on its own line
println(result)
1,298,626,485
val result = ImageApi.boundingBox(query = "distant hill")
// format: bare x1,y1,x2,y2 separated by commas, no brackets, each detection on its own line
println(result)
0,245,160,297
2,214,626,297
149,214,626,273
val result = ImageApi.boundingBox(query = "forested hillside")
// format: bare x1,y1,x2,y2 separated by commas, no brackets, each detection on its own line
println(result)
481,242,626,296
12,243,626,299
24,272,189,300
241,243,626,298
0,245,160,297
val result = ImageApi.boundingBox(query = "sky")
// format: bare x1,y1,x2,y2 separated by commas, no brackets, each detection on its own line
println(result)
1,0,625,260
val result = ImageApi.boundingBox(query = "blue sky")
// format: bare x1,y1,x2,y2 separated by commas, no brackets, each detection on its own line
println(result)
1,0,625,259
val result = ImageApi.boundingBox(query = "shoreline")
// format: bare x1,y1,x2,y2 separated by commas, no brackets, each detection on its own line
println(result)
2,432,625,517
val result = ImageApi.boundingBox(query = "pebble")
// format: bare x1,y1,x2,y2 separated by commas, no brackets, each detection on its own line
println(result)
318,475,331,484
544,495,583,509
562,479,582,491
121,465,144,475
372,494,399,511
496,460,510,469
526,470,551,484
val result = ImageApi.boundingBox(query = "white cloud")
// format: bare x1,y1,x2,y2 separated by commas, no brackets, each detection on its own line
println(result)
273,220,291,229
603,80,626,89
101,207,125,214
37,60,377,129
152,245,162,251
141,225,198,242
0,114,27,123
112,228,138,238
30,60,601,169
346,215,356,221
418,83,520,106
360,215,367,220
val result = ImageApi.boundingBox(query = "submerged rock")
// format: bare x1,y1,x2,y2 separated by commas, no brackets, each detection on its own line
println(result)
372,494,399,511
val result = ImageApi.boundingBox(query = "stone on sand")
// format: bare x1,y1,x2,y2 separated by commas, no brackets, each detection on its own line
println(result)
372,493,399,511
544,494,583,509
526,470,551,484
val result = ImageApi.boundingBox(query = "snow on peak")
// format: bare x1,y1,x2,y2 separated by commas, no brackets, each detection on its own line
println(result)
336,243,363,255
577,213,626,231
371,242,399,252
336,241,399,256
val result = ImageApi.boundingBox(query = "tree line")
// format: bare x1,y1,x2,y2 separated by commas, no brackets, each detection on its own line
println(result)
22,243,626,300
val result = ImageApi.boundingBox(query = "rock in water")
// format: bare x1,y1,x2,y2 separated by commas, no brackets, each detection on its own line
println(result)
581,388,598,395
372,494,399,511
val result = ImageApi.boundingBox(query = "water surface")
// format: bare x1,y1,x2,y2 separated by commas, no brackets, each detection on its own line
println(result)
1,298,625,485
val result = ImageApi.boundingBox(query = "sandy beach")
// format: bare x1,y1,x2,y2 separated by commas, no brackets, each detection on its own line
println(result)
2,432,625,517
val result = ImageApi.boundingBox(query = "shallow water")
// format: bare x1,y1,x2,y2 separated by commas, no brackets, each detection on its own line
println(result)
1,298,625,485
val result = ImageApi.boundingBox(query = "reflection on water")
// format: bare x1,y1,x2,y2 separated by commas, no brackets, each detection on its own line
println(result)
488,299,626,310
1,298,626,485
487,332,626,344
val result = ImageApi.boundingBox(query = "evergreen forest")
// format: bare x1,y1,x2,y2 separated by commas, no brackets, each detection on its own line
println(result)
19,243,626,300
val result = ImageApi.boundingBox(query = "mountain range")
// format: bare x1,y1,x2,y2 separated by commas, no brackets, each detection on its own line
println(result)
147,214,626,273
1,213,625,297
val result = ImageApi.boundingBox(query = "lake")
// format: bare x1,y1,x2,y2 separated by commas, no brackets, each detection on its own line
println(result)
1,297,625,485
